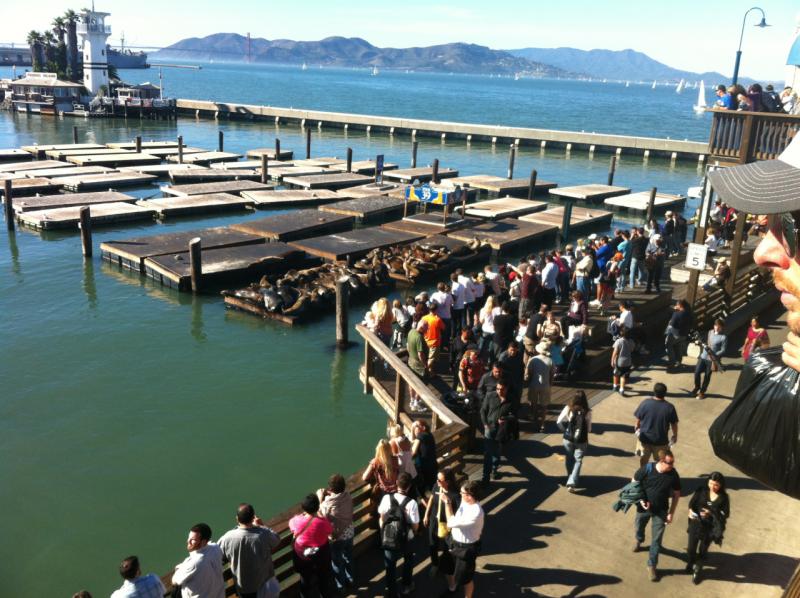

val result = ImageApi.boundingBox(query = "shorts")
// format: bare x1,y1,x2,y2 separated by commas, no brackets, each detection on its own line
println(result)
614,364,632,377
527,386,551,408
427,345,441,368
636,441,669,462
523,337,537,356
440,539,479,585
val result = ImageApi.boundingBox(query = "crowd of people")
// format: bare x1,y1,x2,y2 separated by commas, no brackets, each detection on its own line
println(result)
714,82,799,115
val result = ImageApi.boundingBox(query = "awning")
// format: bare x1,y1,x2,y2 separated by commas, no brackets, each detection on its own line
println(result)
788,35,800,66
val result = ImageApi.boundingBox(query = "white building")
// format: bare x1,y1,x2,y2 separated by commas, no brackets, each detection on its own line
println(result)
77,8,110,96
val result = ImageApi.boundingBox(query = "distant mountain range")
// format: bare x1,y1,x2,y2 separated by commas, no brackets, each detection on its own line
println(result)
154,34,577,77
507,47,733,84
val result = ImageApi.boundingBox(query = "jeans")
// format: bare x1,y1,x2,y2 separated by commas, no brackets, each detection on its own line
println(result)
630,257,646,287
665,334,687,365
483,432,501,481
330,537,354,590
635,510,667,567
383,545,414,595
576,276,591,300
563,439,587,486
646,262,663,291
694,359,713,393
687,520,711,567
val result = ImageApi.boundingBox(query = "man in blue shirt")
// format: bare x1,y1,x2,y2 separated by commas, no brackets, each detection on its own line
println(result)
110,556,165,598
714,84,735,110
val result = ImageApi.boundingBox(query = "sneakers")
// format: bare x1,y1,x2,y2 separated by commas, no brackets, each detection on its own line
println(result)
619,388,626,397
612,385,619,392
692,563,702,585
648,566,659,582
567,484,576,493
632,540,641,552
696,392,705,400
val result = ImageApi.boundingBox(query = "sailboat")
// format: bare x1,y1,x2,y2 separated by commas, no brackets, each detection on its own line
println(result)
625,81,630,88
371,65,379,76
652,80,657,89
301,62,307,71
514,73,520,81
693,80,708,113
676,79,686,93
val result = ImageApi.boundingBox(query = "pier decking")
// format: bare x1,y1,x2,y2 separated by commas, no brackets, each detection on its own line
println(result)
239,189,342,208
161,180,274,197
382,166,459,184
0,159,74,173
462,198,548,219
66,153,161,167
57,172,157,191
0,177,62,196
318,196,406,221
245,148,295,161
20,143,105,159
166,151,242,165
327,160,399,175
603,190,687,213
518,205,614,234
101,227,265,272
446,218,558,252
549,184,631,202
381,213,480,236
282,172,373,190
136,193,255,218
170,169,259,184
230,210,355,242
18,202,156,230
0,148,33,162
289,227,425,261
468,176,558,197
11,191,136,213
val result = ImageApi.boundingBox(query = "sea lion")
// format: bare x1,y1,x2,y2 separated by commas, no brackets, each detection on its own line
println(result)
261,288,283,312
283,292,310,316
234,289,263,302
258,275,272,288
276,284,297,307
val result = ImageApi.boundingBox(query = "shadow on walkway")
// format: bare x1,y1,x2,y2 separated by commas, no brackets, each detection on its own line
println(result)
480,563,623,597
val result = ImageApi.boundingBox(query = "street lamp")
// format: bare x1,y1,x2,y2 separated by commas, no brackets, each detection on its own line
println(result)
731,6,769,86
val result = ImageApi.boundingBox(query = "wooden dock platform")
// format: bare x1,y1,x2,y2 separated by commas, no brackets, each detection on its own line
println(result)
230,210,355,242
289,227,425,261
0,159,74,173
261,166,330,181
162,180,273,197
240,189,342,208
100,227,265,272
20,143,105,159
0,177,62,197
66,153,161,167
11,191,136,213
58,172,157,191
136,193,255,218
318,196,406,221
138,147,207,158
23,165,113,179
282,172,373,190
0,149,33,162
118,163,207,177
144,243,314,292
549,184,631,202
467,176,558,197
18,202,156,230
386,234,492,285
603,191,687,213
170,169,259,184
166,151,242,165
339,182,401,198
382,166,459,184
446,218,558,252
518,205,614,235
461,198,548,219
381,213,481,236
292,157,346,167
245,148,295,161
327,160,399,175
210,159,292,170
45,147,135,160
106,141,184,150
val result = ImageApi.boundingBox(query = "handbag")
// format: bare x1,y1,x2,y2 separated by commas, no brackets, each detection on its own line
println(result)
436,492,449,539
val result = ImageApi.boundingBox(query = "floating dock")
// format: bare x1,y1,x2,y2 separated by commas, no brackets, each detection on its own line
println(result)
0,159,74,173
11,191,136,213
230,210,355,242
0,177,62,196
447,218,558,252
339,182,401,198
144,243,315,292
239,189,342,208
0,149,33,162
66,152,161,167
166,151,242,165
118,163,207,177
17,202,156,230
382,166,459,184
292,157,346,167
264,166,331,181
289,227,425,261
603,191,687,213
161,180,274,197
549,184,631,202
139,147,207,158
100,227,265,272
518,206,614,235
381,213,481,236
20,143,105,159
107,141,184,150
136,193,255,218
318,196,406,221
210,159,292,170
246,148,295,161
327,160,399,175
58,172,157,191
461,198,548,219
465,176,557,197
45,148,135,160
282,172,373,190
385,234,492,285
170,169,259,184
23,165,113,179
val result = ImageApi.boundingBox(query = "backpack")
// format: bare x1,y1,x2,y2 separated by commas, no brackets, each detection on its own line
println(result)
589,258,600,279
564,408,588,444
381,495,411,551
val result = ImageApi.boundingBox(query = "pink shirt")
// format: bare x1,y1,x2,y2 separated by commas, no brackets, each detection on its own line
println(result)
289,515,333,555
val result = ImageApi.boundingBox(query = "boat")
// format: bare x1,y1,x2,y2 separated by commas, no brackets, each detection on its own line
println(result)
371,65,379,76
652,80,657,89
625,81,630,88
301,62,307,71
693,80,707,114
107,34,148,69
676,79,686,93
514,73,520,81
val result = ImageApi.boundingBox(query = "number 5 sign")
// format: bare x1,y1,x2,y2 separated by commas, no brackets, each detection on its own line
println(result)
685,243,708,271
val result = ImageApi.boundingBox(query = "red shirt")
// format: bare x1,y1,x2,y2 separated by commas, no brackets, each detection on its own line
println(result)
422,313,445,348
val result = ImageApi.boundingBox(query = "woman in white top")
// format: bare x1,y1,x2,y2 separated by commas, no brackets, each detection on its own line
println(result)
388,424,417,482
478,295,497,358
556,390,593,492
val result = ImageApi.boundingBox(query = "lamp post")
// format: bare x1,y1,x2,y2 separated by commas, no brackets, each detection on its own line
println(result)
731,6,769,86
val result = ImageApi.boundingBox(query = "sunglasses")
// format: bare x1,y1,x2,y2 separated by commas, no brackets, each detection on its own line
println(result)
768,211,800,257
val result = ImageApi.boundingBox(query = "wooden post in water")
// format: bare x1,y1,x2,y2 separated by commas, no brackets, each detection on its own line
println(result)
335,277,350,349
135,135,142,153
3,180,14,231
275,138,281,159
411,141,418,168
645,187,658,224
607,156,617,186
260,154,268,184
346,148,353,173
177,135,184,164
527,169,538,201
560,200,574,246
72,126,78,144
507,144,516,180
189,237,202,293
218,130,224,152
79,206,92,257
432,158,440,184
305,127,312,159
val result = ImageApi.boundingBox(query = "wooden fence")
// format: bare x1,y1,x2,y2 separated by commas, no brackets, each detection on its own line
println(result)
708,109,800,164
692,264,773,332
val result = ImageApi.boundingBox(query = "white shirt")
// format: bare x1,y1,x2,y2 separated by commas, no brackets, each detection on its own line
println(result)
431,290,453,319
472,279,485,300
484,271,501,295
541,262,558,289
479,306,496,334
172,543,225,598
448,501,484,544
459,275,475,302
616,309,634,330
378,492,420,539
451,280,466,309
556,406,593,432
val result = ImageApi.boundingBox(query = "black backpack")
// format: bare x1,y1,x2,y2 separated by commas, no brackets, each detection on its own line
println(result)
564,409,588,444
382,495,411,551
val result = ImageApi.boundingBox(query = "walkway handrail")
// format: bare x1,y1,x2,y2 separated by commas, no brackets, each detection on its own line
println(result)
708,109,800,164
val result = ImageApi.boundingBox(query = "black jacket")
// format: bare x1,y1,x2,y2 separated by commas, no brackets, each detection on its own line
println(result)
480,391,514,432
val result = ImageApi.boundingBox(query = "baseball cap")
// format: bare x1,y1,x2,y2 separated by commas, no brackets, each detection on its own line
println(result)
708,134,800,214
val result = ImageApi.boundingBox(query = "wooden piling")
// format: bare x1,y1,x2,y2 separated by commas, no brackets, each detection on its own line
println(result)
305,127,312,159
189,237,202,293
411,141,418,168
135,135,142,153
275,138,281,158
260,154,268,184
346,148,353,173
73,126,78,144
3,180,13,231
560,200,574,245
607,156,617,186
432,159,440,184
645,187,658,224
178,135,184,164
527,169,538,201
335,276,350,349
218,130,224,152
507,144,516,180
79,206,92,257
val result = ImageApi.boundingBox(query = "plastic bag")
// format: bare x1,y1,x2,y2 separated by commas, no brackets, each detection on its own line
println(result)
708,347,800,498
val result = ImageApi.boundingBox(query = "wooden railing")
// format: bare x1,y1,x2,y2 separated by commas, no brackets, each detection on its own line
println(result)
161,325,471,597
692,264,773,331
708,109,800,164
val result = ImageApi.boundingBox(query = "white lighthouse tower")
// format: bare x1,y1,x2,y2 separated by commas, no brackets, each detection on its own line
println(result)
77,7,111,96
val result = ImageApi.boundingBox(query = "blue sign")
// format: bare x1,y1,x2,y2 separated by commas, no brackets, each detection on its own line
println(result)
406,184,451,205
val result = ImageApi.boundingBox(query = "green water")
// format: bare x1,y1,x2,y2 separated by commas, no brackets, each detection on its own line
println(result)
0,110,704,597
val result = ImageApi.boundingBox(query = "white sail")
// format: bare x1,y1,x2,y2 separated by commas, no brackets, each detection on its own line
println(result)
676,79,685,93
372,66,379,76
301,62,307,71
625,81,630,87
652,80,657,89
693,80,707,113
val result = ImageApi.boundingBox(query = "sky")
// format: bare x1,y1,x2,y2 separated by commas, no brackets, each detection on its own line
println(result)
1,0,798,80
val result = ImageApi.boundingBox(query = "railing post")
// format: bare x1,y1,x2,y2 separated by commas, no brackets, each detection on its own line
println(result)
363,343,373,394
431,411,439,432
739,113,755,164
393,372,403,424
